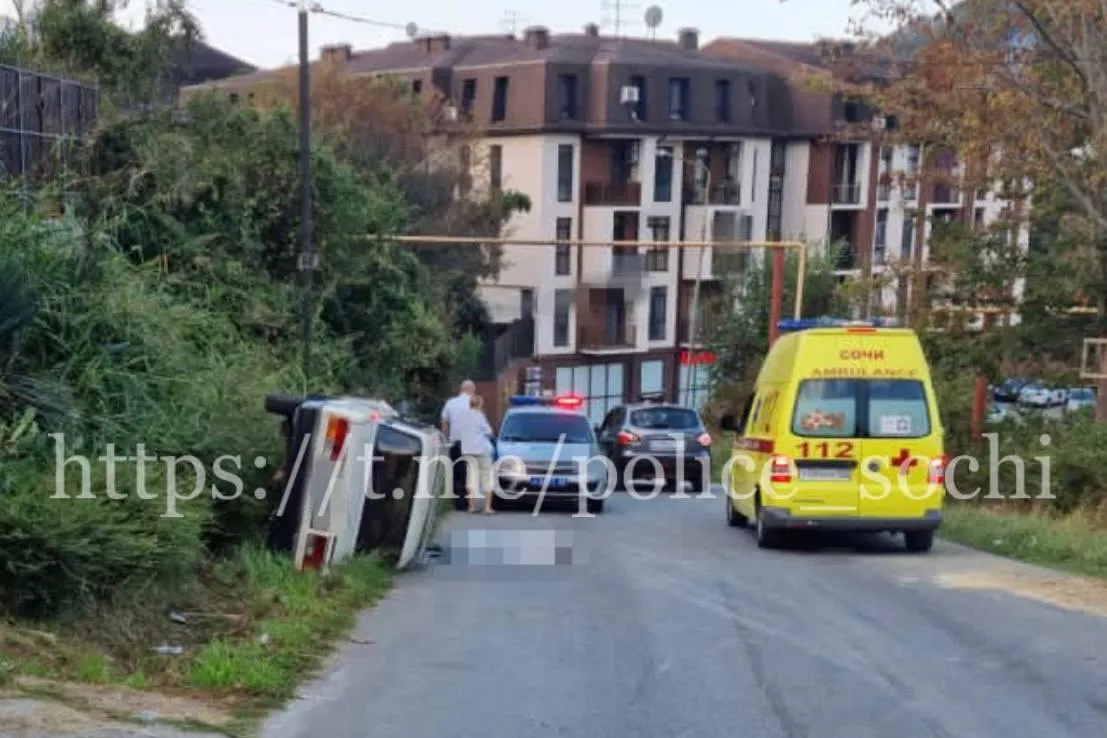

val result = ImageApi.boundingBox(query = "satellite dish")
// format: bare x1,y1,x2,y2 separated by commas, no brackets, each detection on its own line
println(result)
405,22,419,39
644,5,663,36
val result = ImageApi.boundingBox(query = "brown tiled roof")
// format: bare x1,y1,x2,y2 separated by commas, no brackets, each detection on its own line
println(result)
200,31,767,89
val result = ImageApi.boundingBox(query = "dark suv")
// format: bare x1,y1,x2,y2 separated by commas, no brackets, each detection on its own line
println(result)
595,400,712,492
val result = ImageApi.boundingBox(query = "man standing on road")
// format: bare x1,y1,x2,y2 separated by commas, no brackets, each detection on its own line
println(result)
441,379,475,510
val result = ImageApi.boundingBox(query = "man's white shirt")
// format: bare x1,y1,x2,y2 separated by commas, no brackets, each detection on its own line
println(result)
441,393,472,443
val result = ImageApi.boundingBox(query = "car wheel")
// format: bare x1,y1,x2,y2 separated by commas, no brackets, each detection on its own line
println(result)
586,497,605,514
904,530,934,552
726,493,748,528
754,504,783,549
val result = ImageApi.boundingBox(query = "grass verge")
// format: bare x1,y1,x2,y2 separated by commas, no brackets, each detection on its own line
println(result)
940,504,1107,579
2,545,394,721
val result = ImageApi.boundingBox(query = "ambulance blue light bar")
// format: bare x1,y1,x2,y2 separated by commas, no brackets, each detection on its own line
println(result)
509,393,583,409
778,317,899,334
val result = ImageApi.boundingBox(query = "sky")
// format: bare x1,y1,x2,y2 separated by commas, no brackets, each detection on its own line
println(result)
15,0,885,70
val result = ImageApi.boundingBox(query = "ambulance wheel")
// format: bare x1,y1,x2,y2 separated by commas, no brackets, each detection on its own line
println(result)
754,503,783,549
904,530,934,552
726,495,747,527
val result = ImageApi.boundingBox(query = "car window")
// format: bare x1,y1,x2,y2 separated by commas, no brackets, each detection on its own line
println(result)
791,379,931,438
500,412,593,443
628,407,701,430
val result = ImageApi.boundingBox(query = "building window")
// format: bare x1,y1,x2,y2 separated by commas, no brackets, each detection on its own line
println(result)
555,363,625,424
901,213,915,258
668,77,689,120
639,359,664,397
748,80,757,115
648,286,667,341
678,362,711,409
715,79,731,122
751,148,758,201
880,145,892,170
411,79,422,95
492,76,509,122
489,145,502,190
630,75,647,120
460,78,477,115
558,74,578,119
229,92,239,104
874,208,887,264
553,289,571,347
555,217,572,275
557,144,573,202
646,216,669,271
654,145,673,202
974,207,985,230
459,144,472,195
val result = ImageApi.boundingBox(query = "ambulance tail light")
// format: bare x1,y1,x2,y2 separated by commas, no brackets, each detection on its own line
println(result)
928,454,948,486
325,416,349,461
769,454,792,483
617,431,640,446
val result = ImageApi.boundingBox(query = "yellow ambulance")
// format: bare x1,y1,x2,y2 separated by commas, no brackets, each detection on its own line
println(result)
720,318,946,552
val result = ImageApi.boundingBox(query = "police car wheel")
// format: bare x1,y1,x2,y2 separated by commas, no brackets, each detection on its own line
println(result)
586,498,605,514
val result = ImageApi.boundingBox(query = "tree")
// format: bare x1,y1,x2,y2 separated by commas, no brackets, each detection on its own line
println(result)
248,61,532,336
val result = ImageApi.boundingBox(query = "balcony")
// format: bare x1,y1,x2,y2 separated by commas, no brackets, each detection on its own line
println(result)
584,181,642,206
832,182,862,204
578,323,637,352
684,180,741,206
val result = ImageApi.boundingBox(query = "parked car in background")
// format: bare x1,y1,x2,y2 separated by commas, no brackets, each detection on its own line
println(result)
986,403,1014,424
994,377,1031,402
1066,387,1097,413
1017,384,1066,408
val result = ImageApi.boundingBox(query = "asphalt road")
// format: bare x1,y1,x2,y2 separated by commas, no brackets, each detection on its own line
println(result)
260,490,1107,738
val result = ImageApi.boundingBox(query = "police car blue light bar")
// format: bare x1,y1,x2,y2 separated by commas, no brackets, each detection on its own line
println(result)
509,393,584,409
778,316,899,333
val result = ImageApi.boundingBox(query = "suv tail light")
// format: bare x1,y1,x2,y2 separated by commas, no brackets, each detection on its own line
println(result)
928,454,948,486
617,431,640,446
769,454,792,484
325,416,349,461
697,433,712,447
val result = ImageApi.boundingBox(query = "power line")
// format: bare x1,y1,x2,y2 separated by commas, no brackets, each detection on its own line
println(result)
264,0,417,31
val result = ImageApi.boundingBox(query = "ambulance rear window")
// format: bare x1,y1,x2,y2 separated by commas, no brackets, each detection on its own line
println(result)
791,379,930,438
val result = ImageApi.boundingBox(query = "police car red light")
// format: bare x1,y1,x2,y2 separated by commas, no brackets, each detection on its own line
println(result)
554,394,582,409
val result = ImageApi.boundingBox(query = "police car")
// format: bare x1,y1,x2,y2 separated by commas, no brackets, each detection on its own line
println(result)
494,394,609,513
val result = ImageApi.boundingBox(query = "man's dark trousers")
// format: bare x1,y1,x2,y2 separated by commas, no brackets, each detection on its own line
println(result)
449,440,468,510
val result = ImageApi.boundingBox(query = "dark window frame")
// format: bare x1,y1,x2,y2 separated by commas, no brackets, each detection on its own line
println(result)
715,79,732,122
489,144,502,190
668,77,690,120
648,286,667,341
553,288,572,346
653,146,673,202
491,76,509,122
556,144,574,202
555,217,572,275
460,78,477,115
558,74,578,120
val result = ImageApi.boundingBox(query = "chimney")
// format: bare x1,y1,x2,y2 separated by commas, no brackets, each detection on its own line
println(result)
320,43,352,63
583,23,599,37
677,27,699,51
523,25,551,50
420,33,451,53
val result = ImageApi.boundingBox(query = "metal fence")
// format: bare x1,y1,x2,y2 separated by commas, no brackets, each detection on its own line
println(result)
0,64,99,188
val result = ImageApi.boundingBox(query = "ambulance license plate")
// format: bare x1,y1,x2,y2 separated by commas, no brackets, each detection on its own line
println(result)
798,467,852,481
531,476,568,489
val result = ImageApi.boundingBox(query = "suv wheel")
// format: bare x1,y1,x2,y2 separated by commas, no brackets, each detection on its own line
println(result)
755,504,783,549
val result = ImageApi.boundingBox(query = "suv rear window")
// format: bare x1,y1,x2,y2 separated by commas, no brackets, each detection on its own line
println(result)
628,407,701,430
791,379,931,438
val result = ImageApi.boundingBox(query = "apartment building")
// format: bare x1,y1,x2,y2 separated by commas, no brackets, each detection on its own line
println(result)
704,38,1030,323
185,27,1028,422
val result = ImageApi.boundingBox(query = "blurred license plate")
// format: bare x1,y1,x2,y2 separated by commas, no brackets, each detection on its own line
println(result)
798,467,852,481
651,439,681,451
531,476,568,488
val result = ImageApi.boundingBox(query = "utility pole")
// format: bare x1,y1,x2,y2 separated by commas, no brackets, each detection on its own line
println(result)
297,0,317,383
